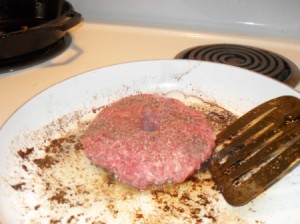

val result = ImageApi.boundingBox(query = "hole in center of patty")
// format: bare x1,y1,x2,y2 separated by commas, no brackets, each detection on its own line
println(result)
141,109,159,132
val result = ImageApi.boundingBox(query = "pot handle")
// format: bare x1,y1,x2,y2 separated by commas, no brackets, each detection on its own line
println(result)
39,9,82,32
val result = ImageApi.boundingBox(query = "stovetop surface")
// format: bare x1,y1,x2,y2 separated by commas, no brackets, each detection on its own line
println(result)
0,22,300,126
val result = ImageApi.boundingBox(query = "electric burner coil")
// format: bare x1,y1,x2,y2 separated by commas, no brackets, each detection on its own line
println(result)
175,44,295,83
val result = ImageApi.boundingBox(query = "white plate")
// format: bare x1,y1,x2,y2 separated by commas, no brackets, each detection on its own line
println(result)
0,60,299,224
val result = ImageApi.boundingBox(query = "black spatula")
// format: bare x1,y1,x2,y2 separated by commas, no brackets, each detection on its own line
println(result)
209,95,300,206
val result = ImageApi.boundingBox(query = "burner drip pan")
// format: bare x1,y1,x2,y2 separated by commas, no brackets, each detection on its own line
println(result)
175,44,299,85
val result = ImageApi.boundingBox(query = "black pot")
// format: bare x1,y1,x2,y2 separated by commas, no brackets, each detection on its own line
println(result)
0,0,82,60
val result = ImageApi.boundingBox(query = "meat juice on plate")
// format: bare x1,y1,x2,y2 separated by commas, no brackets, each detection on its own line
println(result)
5,92,253,224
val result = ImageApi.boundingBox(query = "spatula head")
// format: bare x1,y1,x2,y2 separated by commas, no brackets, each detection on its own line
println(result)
209,95,300,206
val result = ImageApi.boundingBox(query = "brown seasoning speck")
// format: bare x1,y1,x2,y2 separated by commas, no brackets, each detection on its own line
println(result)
17,147,34,159
49,190,69,204
11,182,26,191
33,155,58,169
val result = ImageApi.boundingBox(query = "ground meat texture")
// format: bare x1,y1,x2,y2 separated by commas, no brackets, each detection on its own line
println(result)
81,94,216,189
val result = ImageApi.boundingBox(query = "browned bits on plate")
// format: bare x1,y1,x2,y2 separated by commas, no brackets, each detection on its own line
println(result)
11,182,26,191
49,190,69,204
21,164,28,172
135,213,144,219
179,192,191,203
196,194,211,206
17,147,34,159
10,95,247,223
33,155,58,169
67,215,75,223
74,142,83,151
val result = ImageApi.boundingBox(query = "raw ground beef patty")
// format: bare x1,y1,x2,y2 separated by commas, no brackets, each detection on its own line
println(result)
81,94,216,189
